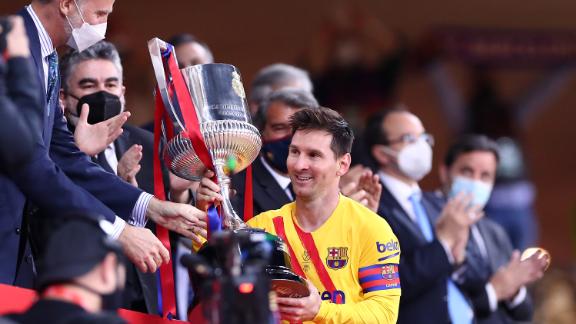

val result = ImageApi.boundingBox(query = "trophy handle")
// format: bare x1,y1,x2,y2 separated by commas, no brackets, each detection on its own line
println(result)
148,37,185,134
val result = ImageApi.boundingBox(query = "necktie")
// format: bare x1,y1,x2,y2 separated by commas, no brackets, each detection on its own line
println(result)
287,182,296,201
46,51,59,116
409,192,472,324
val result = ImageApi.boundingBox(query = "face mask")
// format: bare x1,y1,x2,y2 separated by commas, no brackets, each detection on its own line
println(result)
449,176,493,208
75,91,122,124
385,138,432,181
66,0,107,52
261,136,291,174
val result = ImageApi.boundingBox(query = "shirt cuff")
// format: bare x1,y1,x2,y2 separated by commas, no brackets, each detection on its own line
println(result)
129,192,153,227
111,216,127,239
507,286,527,308
485,283,498,312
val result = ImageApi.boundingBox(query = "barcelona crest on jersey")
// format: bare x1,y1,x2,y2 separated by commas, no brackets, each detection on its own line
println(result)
326,247,349,269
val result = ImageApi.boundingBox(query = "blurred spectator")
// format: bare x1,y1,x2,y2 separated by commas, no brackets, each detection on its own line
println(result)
431,134,547,323
59,41,160,314
365,107,478,323
4,214,127,324
248,63,314,116
169,33,214,68
427,56,573,249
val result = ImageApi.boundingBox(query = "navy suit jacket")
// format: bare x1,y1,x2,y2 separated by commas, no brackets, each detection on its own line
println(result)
231,157,292,219
426,192,533,324
0,8,143,286
377,182,454,324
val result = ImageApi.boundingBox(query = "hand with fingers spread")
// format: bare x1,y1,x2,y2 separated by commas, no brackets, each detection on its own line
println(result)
490,250,548,301
195,170,224,212
435,193,483,264
146,197,207,244
117,144,142,187
73,104,130,156
277,280,322,323
117,224,170,273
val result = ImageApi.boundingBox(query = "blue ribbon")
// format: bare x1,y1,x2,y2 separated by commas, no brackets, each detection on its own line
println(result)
207,205,222,233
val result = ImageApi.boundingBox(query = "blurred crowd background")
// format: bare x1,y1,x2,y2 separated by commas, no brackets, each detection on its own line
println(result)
2,0,576,321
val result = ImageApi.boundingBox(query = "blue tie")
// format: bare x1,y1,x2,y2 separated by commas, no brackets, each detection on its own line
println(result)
46,51,59,116
409,192,472,324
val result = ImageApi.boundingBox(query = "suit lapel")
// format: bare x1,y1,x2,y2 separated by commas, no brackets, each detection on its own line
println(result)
379,184,427,242
20,8,50,143
114,127,130,160
253,158,291,207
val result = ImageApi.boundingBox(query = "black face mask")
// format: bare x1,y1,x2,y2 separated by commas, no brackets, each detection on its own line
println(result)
261,136,292,174
75,91,122,124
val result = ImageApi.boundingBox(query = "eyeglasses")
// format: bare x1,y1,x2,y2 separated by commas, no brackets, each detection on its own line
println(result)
387,133,434,147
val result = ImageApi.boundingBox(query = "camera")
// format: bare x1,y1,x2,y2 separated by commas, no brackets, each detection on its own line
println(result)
0,16,12,54
182,230,280,324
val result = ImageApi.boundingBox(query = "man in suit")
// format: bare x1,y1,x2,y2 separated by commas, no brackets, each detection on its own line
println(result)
430,134,547,323
3,0,206,287
231,88,319,219
59,41,155,194
59,40,159,313
365,106,482,323
248,63,314,116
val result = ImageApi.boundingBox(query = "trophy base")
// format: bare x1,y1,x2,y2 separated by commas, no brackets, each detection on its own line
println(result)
266,267,310,298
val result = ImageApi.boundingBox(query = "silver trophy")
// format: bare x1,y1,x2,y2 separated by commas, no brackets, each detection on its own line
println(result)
148,38,261,230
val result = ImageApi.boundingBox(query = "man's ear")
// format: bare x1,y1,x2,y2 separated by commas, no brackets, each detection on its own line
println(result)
336,153,351,176
59,0,75,16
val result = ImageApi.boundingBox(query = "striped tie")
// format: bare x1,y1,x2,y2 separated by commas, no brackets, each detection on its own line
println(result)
46,51,59,115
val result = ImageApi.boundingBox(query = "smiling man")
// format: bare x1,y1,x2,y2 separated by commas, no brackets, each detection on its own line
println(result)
197,107,401,323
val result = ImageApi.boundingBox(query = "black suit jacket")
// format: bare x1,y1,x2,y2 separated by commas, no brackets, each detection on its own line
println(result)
377,183,454,324
70,123,158,314
114,125,155,194
426,192,533,324
231,157,292,219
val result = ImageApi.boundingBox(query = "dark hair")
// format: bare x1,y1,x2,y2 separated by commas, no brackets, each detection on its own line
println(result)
168,33,214,63
444,134,500,167
363,104,409,151
59,40,122,93
255,88,319,130
289,107,354,158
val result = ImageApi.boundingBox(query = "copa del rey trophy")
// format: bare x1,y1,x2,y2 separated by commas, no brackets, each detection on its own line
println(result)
148,38,309,299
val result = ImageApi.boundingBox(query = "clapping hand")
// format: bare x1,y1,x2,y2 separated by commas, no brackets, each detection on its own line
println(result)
74,104,129,156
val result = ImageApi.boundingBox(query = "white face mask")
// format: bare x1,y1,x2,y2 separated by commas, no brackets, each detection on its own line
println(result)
66,0,107,52
384,138,433,181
